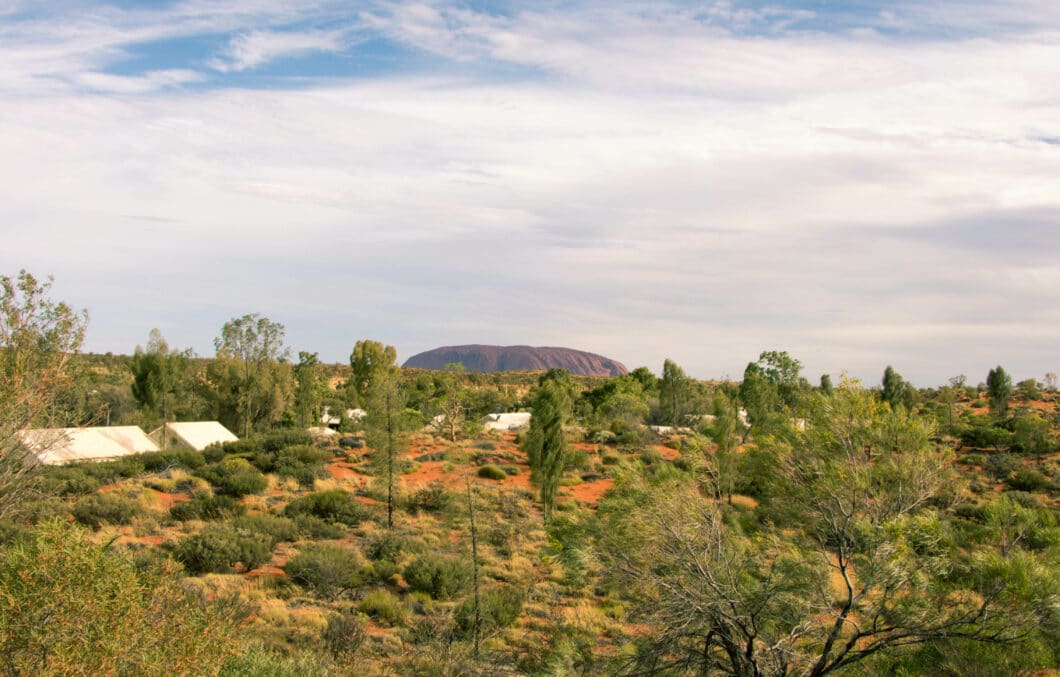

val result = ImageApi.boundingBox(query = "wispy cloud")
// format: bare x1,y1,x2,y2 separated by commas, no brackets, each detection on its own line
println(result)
208,29,351,72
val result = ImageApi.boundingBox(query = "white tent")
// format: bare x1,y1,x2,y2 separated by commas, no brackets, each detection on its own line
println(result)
149,421,238,452
483,412,532,432
320,407,367,428
19,426,160,465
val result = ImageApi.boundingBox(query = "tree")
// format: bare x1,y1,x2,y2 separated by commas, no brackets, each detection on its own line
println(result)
706,390,739,504
0,271,87,521
600,380,1048,676
212,314,290,437
756,350,804,408
1013,412,1053,466
819,373,833,396
130,329,192,439
659,359,692,426
354,340,407,529
432,364,467,442
522,378,571,522
881,365,904,409
293,351,325,428
987,365,1013,419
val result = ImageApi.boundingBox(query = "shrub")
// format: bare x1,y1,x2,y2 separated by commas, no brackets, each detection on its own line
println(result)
1007,469,1048,492
454,585,526,633
500,464,521,476
253,444,330,486
39,466,99,496
284,490,369,526
72,493,142,529
232,514,300,547
402,555,472,599
477,464,507,480
338,436,365,450
140,450,206,473
407,481,453,514
170,493,245,522
474,440,496,451
359,589,407,626
0,521,242,675
196,458,268,497
322,612,366,659
284,543,365,599
291,515,347,540
364,531,407,562
173,524,272,575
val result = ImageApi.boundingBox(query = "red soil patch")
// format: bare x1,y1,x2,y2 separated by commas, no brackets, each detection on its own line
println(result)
401,460,450,487
325,460,363,480
245,565,286,579
570,442,598,453
652,444,680,461
568,477,614,505
354,495,381,505
500,470,533,493
150,489,189,510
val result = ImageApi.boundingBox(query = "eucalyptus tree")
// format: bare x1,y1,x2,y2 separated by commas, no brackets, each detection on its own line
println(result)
211,314,291,437
987,365,1013,419
522,374,573,522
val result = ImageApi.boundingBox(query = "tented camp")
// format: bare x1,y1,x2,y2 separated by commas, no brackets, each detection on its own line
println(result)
18,426,160,465
149,421,238,452
321,407,367,429
483,412,531,432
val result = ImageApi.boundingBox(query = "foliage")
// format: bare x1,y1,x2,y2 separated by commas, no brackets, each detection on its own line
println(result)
477,464,507,480
659,358,694,426
170,492,245,521
231,513,300,546
403,554,473,599
0,271,87,521
130,328,195,432
406,481,453,514
454,585,526,634
359,588,407,626
71,492,143,529
987,365,1013,418
210,313,292,437
173,524,272,574
284,490,370,526
196,457,268,497
523,378,572,521
284,543,366,599
0,520,242,675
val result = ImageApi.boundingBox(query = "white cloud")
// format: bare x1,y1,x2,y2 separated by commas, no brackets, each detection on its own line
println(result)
1,1,1059,384
208,29,349,72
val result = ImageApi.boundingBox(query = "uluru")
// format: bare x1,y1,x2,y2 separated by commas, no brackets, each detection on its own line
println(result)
403,345,628,377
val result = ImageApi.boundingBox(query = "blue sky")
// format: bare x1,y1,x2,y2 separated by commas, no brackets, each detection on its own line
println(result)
2,0,1059,385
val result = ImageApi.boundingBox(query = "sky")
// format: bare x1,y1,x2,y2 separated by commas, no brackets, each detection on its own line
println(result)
2,0,1058,386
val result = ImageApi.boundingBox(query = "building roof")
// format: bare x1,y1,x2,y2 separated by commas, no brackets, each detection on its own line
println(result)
19,426,160,465
483,412,532,431
154,421,238,451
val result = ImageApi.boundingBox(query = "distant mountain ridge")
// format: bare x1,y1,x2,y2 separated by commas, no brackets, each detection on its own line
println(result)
403,345,628,377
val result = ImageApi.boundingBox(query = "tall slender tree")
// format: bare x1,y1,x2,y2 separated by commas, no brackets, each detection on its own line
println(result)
130,329,191,442
987,365,1013,419
213,314,290,437
354,340,407,529
522,378,571,522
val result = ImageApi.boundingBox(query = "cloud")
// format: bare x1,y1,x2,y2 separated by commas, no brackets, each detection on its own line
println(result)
208,29,350,72
1,1,1059,385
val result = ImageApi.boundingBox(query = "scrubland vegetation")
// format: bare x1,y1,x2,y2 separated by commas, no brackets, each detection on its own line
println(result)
1,270,1057,675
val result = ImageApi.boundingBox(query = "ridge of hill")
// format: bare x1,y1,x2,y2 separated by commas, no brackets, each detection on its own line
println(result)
403,344,628,377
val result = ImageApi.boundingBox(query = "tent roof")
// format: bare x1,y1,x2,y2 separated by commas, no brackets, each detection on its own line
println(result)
483,412,532,431
19,426,159,465
158,421,238,451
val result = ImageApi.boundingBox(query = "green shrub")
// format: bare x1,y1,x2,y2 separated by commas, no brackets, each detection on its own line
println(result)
407,481,453,513
259,430,314,452
170,493,245,522
232,514,300,547
402,555,472,599
370,559,399,584
322,612,366,659
38,466,100,496
500,464,521,476
1007,468,1048,492
140,450,206,472
284,490,369,526
72,493,142,529
173,524,272,575
474,440,496,451
196,458,268,497
221,645,330,677
477,464,507,480
75,457,145,484
253,444,330,487
567,448,591,470
284,543,365,599
0,521,242,675
291,515,347,540
364,531,408,562
454,585,526,633
359,588,407,626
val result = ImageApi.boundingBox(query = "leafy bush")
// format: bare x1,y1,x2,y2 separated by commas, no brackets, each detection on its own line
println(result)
0,521,241,675
359,588,407,626
1007,469,1048,492
322,612,366,659
284,490,369,526
477,464,507,480
284,543,366,599
232,514,300,547
140,449,206,472
173,524,272,575
74,457,145,484
170,493,245,521
196,458,268,497
72,493,142,529
291,515,347,540
454,585,526,633
364,531,408,562
38,466,100,496
407,481,453,513
402,555,472,599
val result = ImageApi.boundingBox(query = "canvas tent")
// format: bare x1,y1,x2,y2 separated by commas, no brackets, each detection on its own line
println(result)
149,421,238,452
321,407,367,429
483,412,531,432
18,426,160,465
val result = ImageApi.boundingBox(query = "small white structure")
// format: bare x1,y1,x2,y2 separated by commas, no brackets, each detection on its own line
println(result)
150,421,238,452
19,426,160,465
306,426,338,438
321,407,367,429
483,412,531,432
